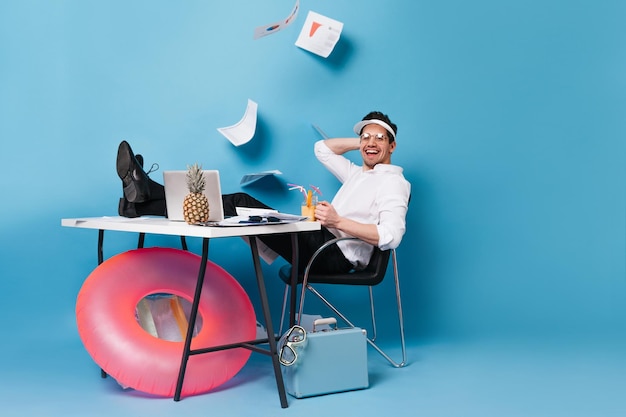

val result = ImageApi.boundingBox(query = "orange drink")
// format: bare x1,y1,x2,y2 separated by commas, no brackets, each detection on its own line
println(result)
301,192,317,221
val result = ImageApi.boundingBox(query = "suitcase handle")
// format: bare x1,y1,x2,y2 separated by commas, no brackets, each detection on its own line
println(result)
313,317,337,332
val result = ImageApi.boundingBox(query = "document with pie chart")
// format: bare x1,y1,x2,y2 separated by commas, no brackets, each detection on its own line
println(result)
295,11,343,58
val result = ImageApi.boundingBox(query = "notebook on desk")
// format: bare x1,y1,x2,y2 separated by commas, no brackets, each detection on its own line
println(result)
163,170,225,222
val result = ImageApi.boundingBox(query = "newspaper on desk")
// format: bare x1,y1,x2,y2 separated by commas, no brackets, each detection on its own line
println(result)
219,212,308,227
196,208,307,227
217,215,304,226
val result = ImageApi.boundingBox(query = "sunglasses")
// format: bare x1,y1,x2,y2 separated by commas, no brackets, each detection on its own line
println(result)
239,215,281,224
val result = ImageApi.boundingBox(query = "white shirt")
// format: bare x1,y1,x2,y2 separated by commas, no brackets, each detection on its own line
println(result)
315,140,411,269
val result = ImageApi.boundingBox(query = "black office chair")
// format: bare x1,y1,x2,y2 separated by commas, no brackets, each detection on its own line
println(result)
278,236,407,368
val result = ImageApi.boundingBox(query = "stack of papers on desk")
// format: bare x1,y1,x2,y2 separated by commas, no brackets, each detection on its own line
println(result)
217,213,308,226
235,207,308,221
193,208,307,227
235,207,278,216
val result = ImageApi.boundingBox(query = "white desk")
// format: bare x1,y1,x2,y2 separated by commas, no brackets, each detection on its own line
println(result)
62,216,321,408
61,216,320,238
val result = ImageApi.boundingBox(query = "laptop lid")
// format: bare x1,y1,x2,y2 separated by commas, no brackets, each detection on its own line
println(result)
163,170,225,222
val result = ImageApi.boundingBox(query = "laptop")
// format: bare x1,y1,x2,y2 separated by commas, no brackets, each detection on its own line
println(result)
163,170,225,222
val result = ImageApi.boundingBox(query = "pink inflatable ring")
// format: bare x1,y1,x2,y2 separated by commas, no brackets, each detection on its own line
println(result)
76,247,256,397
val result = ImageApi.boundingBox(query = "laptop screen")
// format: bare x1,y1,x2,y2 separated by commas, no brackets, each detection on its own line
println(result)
162,170,225,222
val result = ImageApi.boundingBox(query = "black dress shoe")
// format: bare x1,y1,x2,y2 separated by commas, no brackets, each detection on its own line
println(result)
135,153,166,199
117,149,168,218
116,141,151,203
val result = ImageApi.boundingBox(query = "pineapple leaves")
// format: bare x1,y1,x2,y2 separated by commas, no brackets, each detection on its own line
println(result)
186,163,206,194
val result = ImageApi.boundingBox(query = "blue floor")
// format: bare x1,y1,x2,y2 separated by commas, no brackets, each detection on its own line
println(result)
2,325,625,417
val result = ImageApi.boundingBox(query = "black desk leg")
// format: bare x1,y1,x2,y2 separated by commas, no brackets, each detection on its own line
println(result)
97,229,104,265
288,234,299,328
249,236,289,409
97,229,108,379
174,237,210,401
137,232,145,248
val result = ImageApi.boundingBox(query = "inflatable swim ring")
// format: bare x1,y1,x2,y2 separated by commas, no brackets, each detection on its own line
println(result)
76,247,256,397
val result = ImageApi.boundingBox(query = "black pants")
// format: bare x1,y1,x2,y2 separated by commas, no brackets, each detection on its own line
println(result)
222,193,353,274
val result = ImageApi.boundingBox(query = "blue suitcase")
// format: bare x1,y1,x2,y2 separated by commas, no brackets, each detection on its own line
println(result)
281,318,369,398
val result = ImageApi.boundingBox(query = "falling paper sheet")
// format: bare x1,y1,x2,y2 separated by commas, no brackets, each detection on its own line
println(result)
253,0,300,40
295,11,343,58
240,169,283,186
217,99,258,146
311,123,330,139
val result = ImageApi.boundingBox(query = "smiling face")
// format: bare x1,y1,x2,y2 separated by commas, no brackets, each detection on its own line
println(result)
359,123,396,170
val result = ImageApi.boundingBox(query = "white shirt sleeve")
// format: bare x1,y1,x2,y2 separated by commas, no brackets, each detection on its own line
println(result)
314,140,356,183
375,178,410,250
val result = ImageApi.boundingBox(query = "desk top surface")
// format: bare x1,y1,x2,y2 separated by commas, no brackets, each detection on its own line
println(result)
61,216,321,238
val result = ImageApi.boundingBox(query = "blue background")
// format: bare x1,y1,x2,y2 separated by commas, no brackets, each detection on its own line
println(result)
1,0,625,383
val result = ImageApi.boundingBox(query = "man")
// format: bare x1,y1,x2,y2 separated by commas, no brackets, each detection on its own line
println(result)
117,111,410,274
242,111,411,274
311,111,410,270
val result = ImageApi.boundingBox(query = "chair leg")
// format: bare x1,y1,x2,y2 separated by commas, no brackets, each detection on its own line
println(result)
305,249,407,368
363,251,407,367
368,286,378,342
387,249,407,367
279,284,289,335
306,285,358,329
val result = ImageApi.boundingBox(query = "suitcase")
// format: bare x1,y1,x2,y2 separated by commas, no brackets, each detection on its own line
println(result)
281,318,369,398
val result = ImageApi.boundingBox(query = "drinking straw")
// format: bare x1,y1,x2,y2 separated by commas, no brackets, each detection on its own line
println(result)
287,183,307,200
309,185,322,196
288,183,322,205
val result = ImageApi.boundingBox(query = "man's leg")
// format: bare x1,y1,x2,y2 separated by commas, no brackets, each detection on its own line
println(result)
260,229,353,274
222,192,352,274
221,192,274,217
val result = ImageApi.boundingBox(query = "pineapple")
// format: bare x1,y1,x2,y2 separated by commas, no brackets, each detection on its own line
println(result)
183,163,210,224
